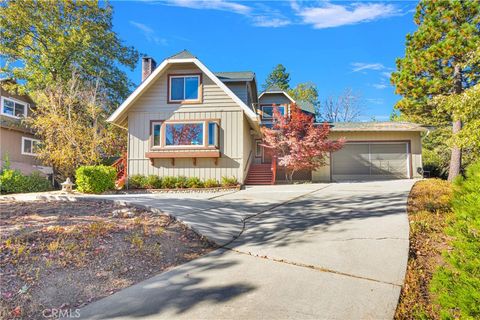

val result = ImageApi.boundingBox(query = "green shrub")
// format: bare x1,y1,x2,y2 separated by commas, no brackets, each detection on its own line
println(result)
75,165,116,194
186,177,204,188
145,175,162,189
175,176,188,188
160,176,176,189
204,178,219,188
430,161,480,319
0,169,52,194
128,175,147,189
221,176,238,187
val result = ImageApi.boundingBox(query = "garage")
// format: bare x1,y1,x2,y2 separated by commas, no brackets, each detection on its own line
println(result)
331,142,411,181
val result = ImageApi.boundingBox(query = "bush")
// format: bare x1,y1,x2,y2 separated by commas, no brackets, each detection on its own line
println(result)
0,169,52,194
221,176,238,187
75,165,116,194
128,175,147,189
430,161,480,319
175,176,188,188
187,177,204,188
204,178,219,188
145,175,162,189
162,176,178,189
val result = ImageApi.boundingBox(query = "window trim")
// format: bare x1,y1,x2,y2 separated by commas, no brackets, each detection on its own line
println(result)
260,104,286,120
167,73,203,104
21,136,40,156
1,96,28,119
149,119,220,150
149,120,164,149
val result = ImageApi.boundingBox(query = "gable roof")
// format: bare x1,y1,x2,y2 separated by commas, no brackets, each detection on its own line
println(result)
168,49,196,59
258,86,295,103
214,71,255,82
107,51,259,126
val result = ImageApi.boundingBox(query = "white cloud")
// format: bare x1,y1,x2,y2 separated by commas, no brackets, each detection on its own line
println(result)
351,62,386,72
365,98,385,105
372,83,388,89
165,0,251,15
130,21,168,46
252,16,291,27
293,2,401,29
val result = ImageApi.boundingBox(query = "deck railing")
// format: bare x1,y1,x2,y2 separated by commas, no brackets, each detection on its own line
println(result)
112,153,127,188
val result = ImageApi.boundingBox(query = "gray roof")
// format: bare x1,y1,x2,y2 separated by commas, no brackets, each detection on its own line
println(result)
296,100,315,114
168,49,196,60
214,71,255,82
328,121,427,132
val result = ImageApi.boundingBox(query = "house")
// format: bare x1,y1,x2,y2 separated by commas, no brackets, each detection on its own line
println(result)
107,50,424,185
0,80,52,177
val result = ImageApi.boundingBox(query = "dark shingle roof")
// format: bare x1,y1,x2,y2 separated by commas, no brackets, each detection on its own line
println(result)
214,71,255,82
168,49,196,60
296,100,315,114
328,121,427,132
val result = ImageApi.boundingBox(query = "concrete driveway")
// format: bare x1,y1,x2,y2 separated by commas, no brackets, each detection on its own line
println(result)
79,180,414,319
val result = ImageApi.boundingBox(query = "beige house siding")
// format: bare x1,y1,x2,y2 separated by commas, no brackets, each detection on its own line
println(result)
312,131,423,182
0,128,44,173
242,114,254,180
126,63,252,183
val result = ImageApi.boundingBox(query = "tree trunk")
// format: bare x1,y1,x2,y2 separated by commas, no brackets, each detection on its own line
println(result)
448,119,462,181
448,64,463,182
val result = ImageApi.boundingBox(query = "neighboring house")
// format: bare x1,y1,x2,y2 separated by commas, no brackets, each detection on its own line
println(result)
107,50,424,185
0,80,52,176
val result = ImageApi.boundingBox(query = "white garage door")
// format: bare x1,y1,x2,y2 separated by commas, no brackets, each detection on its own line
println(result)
332,142,409,181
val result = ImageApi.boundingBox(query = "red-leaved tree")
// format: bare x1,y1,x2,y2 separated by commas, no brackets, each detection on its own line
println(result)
261,105,345,182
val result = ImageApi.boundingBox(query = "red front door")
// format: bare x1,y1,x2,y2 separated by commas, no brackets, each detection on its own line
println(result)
262,147,273,164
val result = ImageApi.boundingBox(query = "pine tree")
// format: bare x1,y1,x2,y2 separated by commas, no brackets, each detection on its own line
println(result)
263,64,290,91
391,0,480,181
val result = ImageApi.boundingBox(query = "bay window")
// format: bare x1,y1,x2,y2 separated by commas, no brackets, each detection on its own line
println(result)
165,122,204,146
168,74,201,102
150,120,220,149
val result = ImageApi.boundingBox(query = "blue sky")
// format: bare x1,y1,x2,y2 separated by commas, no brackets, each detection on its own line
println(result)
112,1,418,120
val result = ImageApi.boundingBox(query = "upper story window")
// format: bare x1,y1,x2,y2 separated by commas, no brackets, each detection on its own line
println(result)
261,105,286,120
168,74,201,103
1,97,28,118
22,137,40,156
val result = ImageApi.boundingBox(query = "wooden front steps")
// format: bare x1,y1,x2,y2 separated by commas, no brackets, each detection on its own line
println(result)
245,164,273,185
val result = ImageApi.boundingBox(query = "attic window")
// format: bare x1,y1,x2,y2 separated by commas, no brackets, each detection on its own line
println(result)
1,97,27,118
168,74,201,103
261,105,286,119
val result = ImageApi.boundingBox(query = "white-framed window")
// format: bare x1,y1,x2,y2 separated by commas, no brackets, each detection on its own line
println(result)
1,97,28,118
261,105,286,119
168,74,201,102
21,137,40,156
151,121,163,147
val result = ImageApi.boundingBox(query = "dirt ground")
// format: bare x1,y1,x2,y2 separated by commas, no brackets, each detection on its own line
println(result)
0,200,216,319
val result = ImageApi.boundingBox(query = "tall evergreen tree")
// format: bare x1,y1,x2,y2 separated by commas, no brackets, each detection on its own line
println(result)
263,64,290,91
391,0,480,181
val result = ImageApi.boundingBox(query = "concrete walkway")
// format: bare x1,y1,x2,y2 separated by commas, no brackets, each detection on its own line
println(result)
79,180,415,319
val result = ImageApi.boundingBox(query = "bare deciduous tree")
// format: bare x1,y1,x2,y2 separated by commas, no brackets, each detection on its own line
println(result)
317,88,363,122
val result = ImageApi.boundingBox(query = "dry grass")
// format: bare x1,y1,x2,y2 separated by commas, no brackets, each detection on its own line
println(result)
395,179,453,320
0,200,215,319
